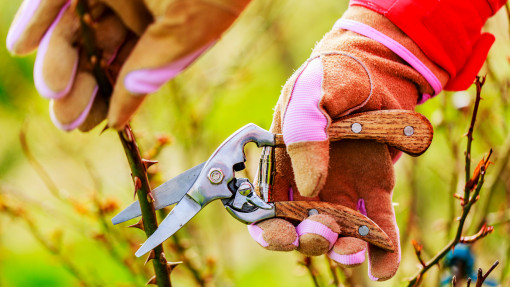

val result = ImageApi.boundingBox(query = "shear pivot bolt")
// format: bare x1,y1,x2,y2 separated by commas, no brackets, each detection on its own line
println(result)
208,168,224,184
358,225,369,236
404,126,414,136
351,123,362,134
238,182,253,196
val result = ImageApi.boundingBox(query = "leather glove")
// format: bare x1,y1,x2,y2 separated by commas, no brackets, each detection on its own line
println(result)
7,0,251,131
248,6,452,281
250,0,506,279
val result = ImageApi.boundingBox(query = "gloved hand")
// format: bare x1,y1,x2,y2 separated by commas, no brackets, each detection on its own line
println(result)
7,0,251,131
248,0,505,280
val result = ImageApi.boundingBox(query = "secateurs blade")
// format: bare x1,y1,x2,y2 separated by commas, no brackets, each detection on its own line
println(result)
112,110,433,257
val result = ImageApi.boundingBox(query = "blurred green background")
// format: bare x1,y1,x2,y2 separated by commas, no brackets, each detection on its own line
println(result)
0,1,509,286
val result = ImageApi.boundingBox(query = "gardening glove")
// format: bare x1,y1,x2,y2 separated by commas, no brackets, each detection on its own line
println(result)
247,0,507,280
7,0,251,131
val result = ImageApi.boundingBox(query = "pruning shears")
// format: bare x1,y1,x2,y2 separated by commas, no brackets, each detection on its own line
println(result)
112,110,433,257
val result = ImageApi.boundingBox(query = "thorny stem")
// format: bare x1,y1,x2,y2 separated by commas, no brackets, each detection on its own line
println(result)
119,126,171,287
407,78,493,286
75,1,171,286
464,77,484,201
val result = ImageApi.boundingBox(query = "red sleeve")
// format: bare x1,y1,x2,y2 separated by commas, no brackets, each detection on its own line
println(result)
350,0,507,91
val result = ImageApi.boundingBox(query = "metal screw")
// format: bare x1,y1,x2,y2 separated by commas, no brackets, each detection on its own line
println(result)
308,209,319,216
208,168,224,184
404,126,414,136
358,225,369,236
351,123,362,134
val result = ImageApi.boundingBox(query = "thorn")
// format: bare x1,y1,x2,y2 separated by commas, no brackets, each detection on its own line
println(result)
167,261,182,273
453,193,465,206
147,192,155,203
146,275,157,285
100,58,108,69
82,13,93,26
144,250,156,265
159,252,167,264
99,124,109,135
142,159,159,169
133,177,142,199
123,127,134,142
128,219,144,231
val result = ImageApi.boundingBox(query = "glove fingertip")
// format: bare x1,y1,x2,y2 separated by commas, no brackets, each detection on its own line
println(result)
50,81,99,131
107,88,146,131
33,2,78,99
287,140,329,197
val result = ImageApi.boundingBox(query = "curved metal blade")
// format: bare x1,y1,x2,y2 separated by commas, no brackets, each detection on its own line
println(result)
135,195,201,257
111,162,205,225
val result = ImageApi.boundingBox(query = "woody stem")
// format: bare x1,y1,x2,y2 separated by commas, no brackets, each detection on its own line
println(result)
76,1,171,286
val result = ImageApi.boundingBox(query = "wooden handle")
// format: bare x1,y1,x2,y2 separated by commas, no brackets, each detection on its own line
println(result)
274,201,394,252
275,110,433,156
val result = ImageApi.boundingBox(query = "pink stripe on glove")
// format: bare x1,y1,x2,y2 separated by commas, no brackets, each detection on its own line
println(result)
247,223,269,247
49,86,98,131
6,0,42,53
33,2,77,99
328,249,366,265
124,42,213,95
282,57,328,144
296,219,338,249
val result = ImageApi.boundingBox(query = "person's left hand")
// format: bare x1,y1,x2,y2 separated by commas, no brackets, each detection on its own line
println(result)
7,0,251,131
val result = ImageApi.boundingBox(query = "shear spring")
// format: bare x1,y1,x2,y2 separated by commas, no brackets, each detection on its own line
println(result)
257,146,275,202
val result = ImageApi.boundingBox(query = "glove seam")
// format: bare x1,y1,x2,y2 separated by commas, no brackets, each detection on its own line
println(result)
317,51,373,118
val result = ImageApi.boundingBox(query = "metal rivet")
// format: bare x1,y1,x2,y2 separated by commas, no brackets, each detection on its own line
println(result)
358,225,369,236
404,126,414,136
351,123,362,134
208,168,224,184
308,209,319,216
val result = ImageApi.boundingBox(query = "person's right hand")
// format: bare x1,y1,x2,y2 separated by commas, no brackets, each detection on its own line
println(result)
7,0,251,131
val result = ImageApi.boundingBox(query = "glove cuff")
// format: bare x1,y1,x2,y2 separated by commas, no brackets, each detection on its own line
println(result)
350,0,505,91
340,6,449,104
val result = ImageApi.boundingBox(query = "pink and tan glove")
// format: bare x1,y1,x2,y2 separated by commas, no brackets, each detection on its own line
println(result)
7,0,251,131
248,0,505,280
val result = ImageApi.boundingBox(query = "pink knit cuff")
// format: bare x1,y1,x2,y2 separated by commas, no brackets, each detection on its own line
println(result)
296,219,338,249
282,57,328,144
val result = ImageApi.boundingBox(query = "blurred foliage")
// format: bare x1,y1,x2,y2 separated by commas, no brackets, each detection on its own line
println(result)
0,0,509,286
